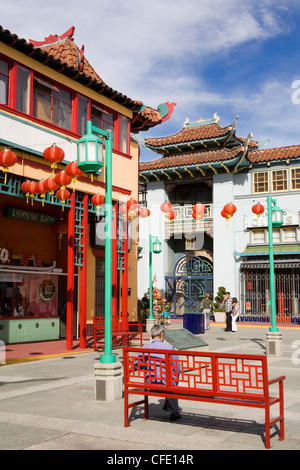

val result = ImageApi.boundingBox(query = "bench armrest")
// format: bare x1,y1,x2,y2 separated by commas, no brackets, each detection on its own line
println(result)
268,375,286,386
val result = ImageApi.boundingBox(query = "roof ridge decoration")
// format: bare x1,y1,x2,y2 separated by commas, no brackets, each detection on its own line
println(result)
29,26,75,47
183,113,220,128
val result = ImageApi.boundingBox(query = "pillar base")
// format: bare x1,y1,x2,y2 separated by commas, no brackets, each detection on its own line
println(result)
266,331,283,357
146,317,156,333
94,361,123,401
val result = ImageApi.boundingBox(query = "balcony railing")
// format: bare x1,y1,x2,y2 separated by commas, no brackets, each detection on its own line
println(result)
165,203,213,239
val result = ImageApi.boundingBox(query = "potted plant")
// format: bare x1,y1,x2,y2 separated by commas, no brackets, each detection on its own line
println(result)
213,286,226,323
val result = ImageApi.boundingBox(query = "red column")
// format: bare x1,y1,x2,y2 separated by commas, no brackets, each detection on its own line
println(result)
122,211,129,331
66,192,75,350
79,194,88,348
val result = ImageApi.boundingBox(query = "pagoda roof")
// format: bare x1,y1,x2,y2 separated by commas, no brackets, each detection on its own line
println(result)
0,25,175,133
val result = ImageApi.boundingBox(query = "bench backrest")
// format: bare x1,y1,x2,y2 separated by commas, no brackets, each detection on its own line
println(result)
94,315,129,334
123,347,269,401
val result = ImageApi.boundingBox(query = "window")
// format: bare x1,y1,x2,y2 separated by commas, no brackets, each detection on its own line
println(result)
291,168,300,190
78,95,88,135
0,59,9,105
272,169,287,192
16,66,30,113
253,172,269,193
251,229,265,244
33,78,72,130
119,115,129,154
91,104,114,137
282,227,297,242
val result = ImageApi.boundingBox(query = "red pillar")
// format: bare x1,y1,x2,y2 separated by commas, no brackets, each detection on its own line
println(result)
66,192,75,350
122,211,129,331
79,194,88,348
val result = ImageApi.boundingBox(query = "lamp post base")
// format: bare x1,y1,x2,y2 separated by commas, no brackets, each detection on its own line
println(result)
94,361,123,401
146,317,156,333
266,331,283,357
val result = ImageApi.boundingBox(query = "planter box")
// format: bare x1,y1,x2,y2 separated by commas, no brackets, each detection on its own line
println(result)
213,311,226,323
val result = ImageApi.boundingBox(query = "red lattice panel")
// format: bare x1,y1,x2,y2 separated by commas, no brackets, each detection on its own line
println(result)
216,358,264,395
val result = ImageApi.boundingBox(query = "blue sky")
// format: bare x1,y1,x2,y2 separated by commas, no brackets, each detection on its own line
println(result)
2,1,300,161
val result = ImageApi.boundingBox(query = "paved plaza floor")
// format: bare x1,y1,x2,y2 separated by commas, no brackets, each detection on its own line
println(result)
0,321,299,453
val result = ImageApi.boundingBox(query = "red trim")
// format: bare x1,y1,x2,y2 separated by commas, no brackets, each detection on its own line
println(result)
8,62,17,109
66,192,75,350
79,194,88,348
112,202,118,318
122,211,128,324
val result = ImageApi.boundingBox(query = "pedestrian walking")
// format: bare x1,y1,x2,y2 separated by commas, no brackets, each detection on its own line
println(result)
231,297,239,332
201,293,213,330
222,291,232,331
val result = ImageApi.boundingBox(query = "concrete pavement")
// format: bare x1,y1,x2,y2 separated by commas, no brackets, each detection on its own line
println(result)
0,322,299,451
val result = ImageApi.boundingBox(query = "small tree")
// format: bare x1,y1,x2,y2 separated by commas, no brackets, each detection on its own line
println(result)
213,286,226,311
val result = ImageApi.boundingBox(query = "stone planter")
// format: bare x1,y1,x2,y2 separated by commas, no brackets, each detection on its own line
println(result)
213,311,226,323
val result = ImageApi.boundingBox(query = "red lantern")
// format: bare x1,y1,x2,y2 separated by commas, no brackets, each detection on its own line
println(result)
193,202,206,215
0,149,17,183
119,204,128,215
43,145,65,175
26,181,37,205
54,171,72,189
252,202,264,218
165,210,176,221
139,207,150,218
160,201,173,213
91,193,105,216
43,177,59,203
192,211,204,220
35,181,48,206
223,203,237,217
221,208,230,219
21,181,31,203
65,161,84,190
56,188,70,211
127,199,138,219
52,220,68,250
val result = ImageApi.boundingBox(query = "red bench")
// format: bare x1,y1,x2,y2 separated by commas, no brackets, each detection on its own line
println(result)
123,347,285,449
93,317,143,351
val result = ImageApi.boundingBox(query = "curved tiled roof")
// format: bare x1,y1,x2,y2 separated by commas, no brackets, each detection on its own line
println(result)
145,123,232,147
248,144,300,163
140,145,244,171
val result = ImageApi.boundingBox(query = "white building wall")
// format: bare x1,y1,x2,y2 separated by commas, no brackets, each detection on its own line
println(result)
137,181,168,299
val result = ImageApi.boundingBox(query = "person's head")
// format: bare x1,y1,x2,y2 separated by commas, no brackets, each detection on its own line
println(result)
232,297,238,304
225,292,230,298
150,324,165,341
205,293,210,299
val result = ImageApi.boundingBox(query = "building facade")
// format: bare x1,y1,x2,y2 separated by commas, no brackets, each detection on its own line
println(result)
0,25,173,347
138,115,300,324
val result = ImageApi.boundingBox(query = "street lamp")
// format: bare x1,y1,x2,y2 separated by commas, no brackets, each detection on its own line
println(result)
267,196,283,333
77,120,116,364
148,234,162,320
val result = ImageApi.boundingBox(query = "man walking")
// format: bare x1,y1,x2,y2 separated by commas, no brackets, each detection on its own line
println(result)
222,291,233,331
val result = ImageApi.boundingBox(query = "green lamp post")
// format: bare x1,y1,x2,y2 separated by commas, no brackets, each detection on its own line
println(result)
148,235,162,320
267,196,283,333
77,120,116,364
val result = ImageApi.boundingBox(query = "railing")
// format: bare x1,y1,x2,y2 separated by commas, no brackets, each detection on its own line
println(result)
165,203,213,238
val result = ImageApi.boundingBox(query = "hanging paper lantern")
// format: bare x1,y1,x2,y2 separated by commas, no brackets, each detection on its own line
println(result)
127,199,138,219
56,188,71,211
35,181,48,207
160,201,173,213
91,193,105,216
192,202,206,215
165,210,176,221
0,149,17,183
221,208,230,219
43,145,65,176
21,181,31,204
119,203,128,215
223,203,237,217
65,161,84,191
192,211,204,220
52,220,68,250
54,171,72,189
139,206,150,218
27,181,37,205
43,177,59,203
252,202,264,218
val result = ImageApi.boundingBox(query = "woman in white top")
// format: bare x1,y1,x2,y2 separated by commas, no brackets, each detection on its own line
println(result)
231,297,239,332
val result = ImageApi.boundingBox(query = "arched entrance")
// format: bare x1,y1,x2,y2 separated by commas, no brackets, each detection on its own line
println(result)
165,255,213,318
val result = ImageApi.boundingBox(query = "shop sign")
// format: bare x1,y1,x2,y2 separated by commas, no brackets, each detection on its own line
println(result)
244,209,298,229
4,207,57,224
